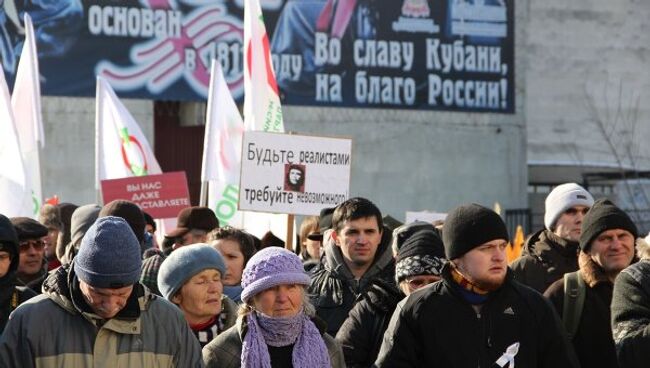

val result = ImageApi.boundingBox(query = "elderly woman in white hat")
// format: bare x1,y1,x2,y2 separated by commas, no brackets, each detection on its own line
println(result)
202,247,345,368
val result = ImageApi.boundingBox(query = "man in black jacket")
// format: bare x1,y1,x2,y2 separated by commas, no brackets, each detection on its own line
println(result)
0,214,36,333
545,199,637,368
11,217,49,294
511,183,594,293
308,197,394,335
376,203,579,368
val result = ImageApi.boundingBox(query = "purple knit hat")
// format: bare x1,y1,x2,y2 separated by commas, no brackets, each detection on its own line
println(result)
241,247,310,303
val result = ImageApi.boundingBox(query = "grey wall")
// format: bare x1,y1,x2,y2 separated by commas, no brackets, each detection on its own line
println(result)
526,0,650,169
40,96,154,206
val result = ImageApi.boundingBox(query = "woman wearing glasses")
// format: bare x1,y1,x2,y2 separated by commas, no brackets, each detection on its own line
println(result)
335,222,446,367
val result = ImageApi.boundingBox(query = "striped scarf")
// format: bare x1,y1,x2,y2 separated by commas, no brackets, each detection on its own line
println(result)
450,263,490,305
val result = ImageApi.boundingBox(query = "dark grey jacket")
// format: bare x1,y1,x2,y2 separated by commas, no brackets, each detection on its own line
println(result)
611,258,650,368
0,263,203,367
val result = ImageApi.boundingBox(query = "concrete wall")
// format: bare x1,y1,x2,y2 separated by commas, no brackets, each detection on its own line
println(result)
40,96,154,205
526,0,650,170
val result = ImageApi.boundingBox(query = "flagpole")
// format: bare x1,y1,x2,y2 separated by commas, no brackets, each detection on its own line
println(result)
200,180,208,207
95,77,102,205
285,214,294,251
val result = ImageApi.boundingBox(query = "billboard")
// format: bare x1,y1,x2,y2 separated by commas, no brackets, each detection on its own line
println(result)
1,0,514,112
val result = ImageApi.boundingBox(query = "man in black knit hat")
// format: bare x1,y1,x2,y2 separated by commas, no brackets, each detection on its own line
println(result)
544,199,637,368
376,203,578,368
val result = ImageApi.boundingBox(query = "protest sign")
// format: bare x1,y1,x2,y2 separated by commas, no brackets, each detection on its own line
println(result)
101,171,190,218
239,131,351,215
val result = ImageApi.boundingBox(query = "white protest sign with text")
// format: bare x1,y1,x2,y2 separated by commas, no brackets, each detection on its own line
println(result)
239,131,351,215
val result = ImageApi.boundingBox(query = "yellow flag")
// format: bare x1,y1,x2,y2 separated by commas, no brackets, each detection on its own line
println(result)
507,225,525,264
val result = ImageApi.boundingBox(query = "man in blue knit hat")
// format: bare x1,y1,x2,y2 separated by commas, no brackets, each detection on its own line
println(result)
0,216,203,367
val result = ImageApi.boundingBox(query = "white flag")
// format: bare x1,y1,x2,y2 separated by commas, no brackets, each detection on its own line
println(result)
201,60,245,183
11,13,43,217
201,60,246,227
95,76,162,189
0,70,28,216
243,0,284,133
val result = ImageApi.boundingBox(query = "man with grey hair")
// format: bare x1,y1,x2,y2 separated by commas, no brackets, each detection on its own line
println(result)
511,183,595,293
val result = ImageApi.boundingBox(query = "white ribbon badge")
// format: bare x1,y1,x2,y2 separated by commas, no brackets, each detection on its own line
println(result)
495,342,520,367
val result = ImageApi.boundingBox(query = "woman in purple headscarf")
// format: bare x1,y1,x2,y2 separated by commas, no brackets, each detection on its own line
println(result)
202,247,345,368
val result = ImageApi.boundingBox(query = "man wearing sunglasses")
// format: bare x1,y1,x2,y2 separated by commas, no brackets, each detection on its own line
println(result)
511,183,594,293
10,217,49,294
0,214,37,334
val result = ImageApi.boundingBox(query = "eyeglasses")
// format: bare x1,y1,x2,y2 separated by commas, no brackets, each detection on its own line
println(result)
564,207,589,216
19,240,45,252
405,276,439,290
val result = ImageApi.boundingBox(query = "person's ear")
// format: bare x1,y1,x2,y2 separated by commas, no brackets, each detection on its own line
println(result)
331,230,342,247
172,292,182,305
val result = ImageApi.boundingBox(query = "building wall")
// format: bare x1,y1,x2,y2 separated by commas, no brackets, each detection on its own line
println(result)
525,0,650,233
526,0,650,170
38,1,530,223
40,96,154,205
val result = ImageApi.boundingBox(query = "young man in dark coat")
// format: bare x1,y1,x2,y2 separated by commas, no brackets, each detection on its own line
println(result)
0,214,36,333
511,183,594,293
308,197,395,336
375,203,579,368
335,222,445,367
544,199,637,368
611,235,650,368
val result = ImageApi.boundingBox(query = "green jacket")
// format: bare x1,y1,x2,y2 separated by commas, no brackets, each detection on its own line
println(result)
0,264,204,368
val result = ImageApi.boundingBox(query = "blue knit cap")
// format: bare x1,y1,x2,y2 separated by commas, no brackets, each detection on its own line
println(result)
157,244,226,301
74,216,142,288
241,247,310,303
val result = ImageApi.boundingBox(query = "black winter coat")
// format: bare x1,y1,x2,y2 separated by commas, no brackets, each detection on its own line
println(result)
335,279,402,367
510,229,580,293
611,258,650,368
0,219,37,333
375,265,580,368
544,252,619,368
309,228,395,336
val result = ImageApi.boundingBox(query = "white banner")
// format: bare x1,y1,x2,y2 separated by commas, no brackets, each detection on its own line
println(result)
405,211,447,224
11,13,43,217
0,70,27,217
239,131,352,215
95,76,162,188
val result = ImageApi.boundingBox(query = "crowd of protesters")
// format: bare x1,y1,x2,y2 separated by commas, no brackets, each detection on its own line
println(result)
1,184,650,367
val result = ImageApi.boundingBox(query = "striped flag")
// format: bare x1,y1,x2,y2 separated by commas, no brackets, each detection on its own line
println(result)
243,0,284,133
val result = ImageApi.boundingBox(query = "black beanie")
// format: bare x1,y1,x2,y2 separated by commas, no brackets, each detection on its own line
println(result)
395,227,446,282
579,199,638,251
99,200,146,244
443,203,509,259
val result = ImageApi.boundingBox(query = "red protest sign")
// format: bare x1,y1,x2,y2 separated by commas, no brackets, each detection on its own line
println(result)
100,172,191,219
